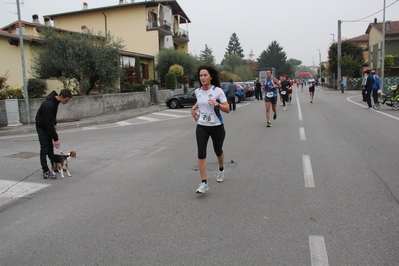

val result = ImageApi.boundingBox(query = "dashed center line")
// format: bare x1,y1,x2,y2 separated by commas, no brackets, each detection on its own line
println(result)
299,127,306,140
309,235,329,266
302,155,315,188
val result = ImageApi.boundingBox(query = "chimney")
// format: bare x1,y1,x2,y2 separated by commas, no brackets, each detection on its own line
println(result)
81,25,88,34
44,16,52,26
83,2,88,9
15,21,27,36
32,14,40,23
386,20,391,31
119,0,124,4
374,18,377,24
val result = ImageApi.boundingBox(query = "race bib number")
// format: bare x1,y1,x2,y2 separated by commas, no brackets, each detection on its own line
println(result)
281,91,287,95
266,92,274,98
199,112,215,124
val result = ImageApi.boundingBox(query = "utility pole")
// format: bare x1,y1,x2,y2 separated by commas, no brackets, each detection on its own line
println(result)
381,0,386,91
318,49,322,79
337,20,342,90
16,0,30,123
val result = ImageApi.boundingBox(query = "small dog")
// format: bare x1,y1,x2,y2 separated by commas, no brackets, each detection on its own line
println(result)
51,151,77,178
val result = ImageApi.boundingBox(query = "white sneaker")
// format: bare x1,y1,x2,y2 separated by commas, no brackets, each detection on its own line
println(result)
283,107,286,111
196,182,209,193
216,169,225,182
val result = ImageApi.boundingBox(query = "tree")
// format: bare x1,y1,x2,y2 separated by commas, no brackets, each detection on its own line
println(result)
235,65,253,81
199,44,215,65
341,54,362,78
169,64,184,78
155,48,198,84
32,27,124,95
223,54,245,73
257,41,292,77
327,40,364,78
225,33,244,58
288,58,302,66
246,50,259,78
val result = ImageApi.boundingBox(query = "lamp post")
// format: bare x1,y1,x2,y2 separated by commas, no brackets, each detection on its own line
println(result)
381,0,386,91
330,33,335,42
16,0,30,123
318,49,322,79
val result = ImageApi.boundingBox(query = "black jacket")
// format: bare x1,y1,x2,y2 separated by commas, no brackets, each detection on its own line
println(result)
35,91,60,141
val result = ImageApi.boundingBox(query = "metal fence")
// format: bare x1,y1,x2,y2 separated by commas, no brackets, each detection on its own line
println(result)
346,76,399,90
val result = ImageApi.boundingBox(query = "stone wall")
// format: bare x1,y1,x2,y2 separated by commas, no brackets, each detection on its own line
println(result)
0,87,188,127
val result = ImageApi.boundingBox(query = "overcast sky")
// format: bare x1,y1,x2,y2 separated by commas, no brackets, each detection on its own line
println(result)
1,0,398,66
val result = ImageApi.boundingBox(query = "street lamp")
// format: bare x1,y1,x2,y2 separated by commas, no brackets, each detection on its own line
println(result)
318,49,322,79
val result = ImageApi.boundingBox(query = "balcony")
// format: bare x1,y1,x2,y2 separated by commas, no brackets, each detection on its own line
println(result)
147,19,172,36
173,27,189,43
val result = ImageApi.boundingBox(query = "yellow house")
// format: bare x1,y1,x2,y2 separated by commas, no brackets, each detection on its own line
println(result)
366,20,399,73
45,0,191,81
0,0,190,92
0,21,42,90
348,33,369,65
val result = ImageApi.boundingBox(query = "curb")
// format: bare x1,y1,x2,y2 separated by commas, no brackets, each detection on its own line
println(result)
0,105,168,137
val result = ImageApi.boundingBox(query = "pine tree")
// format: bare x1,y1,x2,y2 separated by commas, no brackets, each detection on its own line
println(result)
199,44,215,65
225,33,244,58
258,41,292,77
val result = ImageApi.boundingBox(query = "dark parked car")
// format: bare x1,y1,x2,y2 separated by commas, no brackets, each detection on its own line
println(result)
220,83,245,103
237,82,255,97
165,89,197,109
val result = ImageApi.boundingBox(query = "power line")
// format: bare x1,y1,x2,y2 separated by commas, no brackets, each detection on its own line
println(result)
348,0,398,22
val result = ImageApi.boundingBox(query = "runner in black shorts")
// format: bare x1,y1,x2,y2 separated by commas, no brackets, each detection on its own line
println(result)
309,81,315,103
263,70,281,127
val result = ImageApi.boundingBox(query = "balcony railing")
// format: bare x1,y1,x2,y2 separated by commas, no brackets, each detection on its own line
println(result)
173,27,188,39
147,19,171,32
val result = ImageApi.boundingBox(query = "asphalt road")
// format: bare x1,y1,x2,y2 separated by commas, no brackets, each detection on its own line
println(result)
1,86,399,265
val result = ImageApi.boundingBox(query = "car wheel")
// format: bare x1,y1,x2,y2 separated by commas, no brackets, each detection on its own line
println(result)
235,95,240,103
170,99,180,109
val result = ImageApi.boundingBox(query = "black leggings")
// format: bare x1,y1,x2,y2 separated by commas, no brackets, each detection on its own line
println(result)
37,127,54,172
196,124,225,159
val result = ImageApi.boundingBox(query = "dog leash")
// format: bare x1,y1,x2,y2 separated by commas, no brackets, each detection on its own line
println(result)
56,147,64,155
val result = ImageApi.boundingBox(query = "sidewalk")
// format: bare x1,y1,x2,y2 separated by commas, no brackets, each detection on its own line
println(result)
0,104,168,137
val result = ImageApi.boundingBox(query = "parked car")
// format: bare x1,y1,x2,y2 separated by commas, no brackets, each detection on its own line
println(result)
220,83,246,103
165,89,197,109
237,82,255,97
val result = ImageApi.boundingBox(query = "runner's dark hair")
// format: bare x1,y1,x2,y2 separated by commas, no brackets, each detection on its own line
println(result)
197,65,221,88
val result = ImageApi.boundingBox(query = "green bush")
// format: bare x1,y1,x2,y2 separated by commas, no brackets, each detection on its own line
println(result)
0,88,24,100
165,72,177,90
28,79,48,98
132,84,147,92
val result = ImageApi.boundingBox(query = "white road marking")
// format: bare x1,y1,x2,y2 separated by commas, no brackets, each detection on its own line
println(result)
145,147,167,157
299,127,306,140
296,87,303,121
302,155,315,188
0,180,50,208
152,112,186,118
116,121,132,126
347,96,399,121
166,109,191,113
136,116,160,122
309,235,329,266
82,125,98,130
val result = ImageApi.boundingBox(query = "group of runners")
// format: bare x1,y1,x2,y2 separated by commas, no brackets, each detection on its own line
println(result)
191,65,317,194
